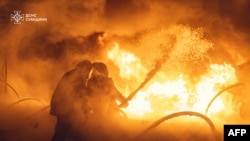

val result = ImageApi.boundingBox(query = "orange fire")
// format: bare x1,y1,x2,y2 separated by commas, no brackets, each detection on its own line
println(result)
108,43,238,120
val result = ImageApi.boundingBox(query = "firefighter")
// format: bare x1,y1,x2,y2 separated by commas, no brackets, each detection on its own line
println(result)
84,62,128,140
50,60,92,141
88,62,128,116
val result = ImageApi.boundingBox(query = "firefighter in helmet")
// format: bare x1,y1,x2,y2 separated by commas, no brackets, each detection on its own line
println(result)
82,62,128,140
50,60,92,141
87,62,128,116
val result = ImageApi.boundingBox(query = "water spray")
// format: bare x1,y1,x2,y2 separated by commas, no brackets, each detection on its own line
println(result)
119,40,175,107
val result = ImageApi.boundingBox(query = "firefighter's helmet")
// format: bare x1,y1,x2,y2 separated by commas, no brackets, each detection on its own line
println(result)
76,60,92,78
91,62,108,77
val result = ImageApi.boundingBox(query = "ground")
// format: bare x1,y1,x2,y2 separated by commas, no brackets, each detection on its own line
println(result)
0,95,230,141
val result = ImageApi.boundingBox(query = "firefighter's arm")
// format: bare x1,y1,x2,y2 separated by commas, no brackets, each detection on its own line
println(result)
109,78,129,107
113,88,128,108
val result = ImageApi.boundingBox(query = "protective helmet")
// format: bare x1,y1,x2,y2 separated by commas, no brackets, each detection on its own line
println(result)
76,60,92,69
75,60,92,77
92,62,108,77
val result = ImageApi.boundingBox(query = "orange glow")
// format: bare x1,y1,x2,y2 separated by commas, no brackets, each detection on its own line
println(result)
108,43,147,80
108,43,238,120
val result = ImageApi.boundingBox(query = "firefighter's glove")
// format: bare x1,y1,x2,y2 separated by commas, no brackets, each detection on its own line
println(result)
119,100,129,108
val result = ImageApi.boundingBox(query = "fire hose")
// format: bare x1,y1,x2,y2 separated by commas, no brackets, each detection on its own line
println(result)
136,111,220,141
8,97,45,109
119,60,164,107
29,105,50,117
1,50,7,95
205,83,244,115
0,78,20,99
135,83,247,140
119,42,175,107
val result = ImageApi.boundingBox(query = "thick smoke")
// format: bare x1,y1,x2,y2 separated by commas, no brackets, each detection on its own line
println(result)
0,0,250,141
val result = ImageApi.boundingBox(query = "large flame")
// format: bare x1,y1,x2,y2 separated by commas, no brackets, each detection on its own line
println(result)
108,43,238,120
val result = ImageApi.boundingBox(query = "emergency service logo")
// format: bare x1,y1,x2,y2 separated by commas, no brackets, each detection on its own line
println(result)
10,10,47,24
10,11,24,24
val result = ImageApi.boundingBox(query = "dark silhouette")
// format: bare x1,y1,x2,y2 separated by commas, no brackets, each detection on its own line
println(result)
50,60,92,141
82,62,128,140
50,61,128,141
